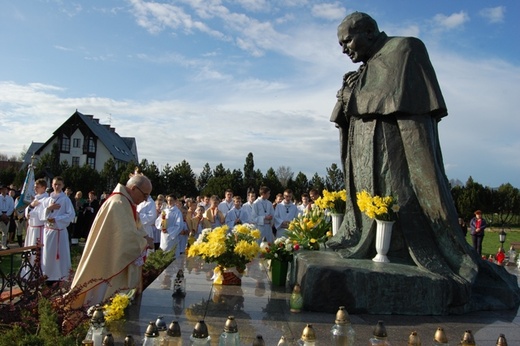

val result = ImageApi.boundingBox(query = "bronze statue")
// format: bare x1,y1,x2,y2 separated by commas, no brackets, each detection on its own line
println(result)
327,12,519,312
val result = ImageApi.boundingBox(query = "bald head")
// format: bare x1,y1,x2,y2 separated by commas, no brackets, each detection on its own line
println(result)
338,12,380,35
126,174,152,204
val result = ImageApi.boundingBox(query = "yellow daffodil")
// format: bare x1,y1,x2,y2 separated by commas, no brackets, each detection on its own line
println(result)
356,190,399,221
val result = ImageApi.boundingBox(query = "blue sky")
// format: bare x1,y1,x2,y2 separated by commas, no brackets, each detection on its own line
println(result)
1,0,519,188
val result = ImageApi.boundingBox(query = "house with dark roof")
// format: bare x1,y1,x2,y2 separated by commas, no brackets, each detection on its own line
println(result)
23,110,138,171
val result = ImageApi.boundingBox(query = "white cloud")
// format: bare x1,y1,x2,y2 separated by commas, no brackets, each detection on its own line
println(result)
59,2,83,17
128,0,226,39
432,11,469,31
311,2,346,21
233,0,270,12
54,45,74,52
479,6,505,24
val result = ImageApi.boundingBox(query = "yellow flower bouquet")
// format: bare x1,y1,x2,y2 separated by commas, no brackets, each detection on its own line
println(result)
315,189,347,214
287,207,331,250
187,223,261,272
356,190,399,221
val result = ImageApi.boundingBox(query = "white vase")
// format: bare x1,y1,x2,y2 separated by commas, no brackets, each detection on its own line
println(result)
331,213,344,236
372,219,394,263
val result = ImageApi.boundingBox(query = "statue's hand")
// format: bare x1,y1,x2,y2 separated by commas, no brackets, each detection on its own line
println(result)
345,71,360,88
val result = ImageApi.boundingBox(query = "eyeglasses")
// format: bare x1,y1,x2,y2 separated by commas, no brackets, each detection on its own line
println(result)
135,185,150,199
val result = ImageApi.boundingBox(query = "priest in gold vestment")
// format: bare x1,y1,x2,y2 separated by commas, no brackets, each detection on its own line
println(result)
67,175,153,309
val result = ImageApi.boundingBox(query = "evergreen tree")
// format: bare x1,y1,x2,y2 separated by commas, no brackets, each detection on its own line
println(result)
139,159,163,194
325,163,345,191
243,152,256,191
203,164,234,197
161,163,175,194
197,163,212,192
291,171,309,199
118,161,137,185
230,169,245,198
171,160,198,198
262,167,284,198
491,183,520,227
213,163,228,178
100,158,118,193
62,163,101,194
309,173,325,193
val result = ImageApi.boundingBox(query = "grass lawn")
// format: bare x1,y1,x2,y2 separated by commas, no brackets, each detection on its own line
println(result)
468,227,520,258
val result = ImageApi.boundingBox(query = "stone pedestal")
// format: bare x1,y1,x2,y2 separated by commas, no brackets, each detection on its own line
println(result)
293,251,520,315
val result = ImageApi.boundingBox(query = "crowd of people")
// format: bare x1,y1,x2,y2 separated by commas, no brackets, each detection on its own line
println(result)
140,186,321,257
2,173,324,308
0,172,496,313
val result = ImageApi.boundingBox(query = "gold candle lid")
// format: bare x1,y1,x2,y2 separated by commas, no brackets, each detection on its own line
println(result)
373,320,388,338
145,321,159,337
292,283,301,293
224,315,238,333
91,305,105,325
124,335,135,346
496,333,508,346
408,331,421,345
301,324,316,341
434,327,448,343
192,320,209,338
102,333,114,346
252,335,266,346
277,335,289,346
460,330,476,345
335,306,351,324
167,321,181,337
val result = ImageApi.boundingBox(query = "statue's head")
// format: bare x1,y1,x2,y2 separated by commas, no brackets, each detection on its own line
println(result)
337,12,380,63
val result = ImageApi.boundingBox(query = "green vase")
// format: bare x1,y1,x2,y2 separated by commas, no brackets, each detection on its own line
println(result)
271,259,289,286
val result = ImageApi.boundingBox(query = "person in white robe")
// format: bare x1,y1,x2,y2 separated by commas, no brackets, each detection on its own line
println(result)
242,192,256,225
155,194,183,256
67,174,153,309
0,184,15,250
203,195,225,229
37,176,75,282
252,186,275,243
297,193,311,215
20,178,48,278
218,189,234,218
137,195,157,254
274,189,299,238
225,196,251,229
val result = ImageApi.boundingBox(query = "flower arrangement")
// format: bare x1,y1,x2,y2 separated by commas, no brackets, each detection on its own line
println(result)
261,236,300,262
356,190,399,221
287,207,332,250
101,289,135,323
314,189,347,214
187,223,261,272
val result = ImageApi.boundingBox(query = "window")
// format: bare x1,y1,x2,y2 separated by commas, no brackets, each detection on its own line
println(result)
88,138,95,153
83,137,96,154
72,156,80,166
61,135,70,152
87,157,95,169
73,138,81,148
